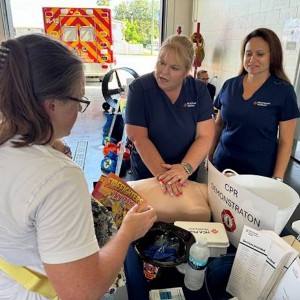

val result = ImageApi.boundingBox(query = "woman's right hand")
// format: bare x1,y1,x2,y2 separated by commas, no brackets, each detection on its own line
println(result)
119,204,157,242
156,164,188,197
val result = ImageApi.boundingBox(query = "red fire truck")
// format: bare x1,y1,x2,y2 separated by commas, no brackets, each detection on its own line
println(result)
42,7,115,79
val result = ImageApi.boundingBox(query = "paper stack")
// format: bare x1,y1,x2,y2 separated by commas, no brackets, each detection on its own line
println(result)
226,225,299,300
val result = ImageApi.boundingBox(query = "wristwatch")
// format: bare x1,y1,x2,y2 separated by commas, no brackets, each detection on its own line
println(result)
181,162,194,175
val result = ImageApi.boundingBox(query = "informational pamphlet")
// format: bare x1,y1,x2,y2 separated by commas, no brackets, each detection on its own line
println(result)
226,226,272,299
261,230,299,300
266,257,300,300
226,225,299,300
257,236,292,299
91,172,148,228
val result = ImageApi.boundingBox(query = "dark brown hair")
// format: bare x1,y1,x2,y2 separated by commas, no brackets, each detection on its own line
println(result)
239,28,290,83
0,34,83,146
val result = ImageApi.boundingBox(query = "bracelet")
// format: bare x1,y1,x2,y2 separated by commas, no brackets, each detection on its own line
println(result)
272,176,283,182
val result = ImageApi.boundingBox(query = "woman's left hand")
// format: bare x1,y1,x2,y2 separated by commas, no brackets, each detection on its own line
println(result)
157,164,189,196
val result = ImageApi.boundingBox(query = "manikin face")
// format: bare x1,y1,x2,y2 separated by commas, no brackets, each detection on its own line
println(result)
243,37,271,77
154,50,188,92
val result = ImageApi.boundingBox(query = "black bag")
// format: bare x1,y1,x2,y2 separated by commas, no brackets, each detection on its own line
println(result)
133,222,195,280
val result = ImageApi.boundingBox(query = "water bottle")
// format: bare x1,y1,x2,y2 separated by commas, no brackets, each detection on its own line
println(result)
176,262,187,274
184,236,210,291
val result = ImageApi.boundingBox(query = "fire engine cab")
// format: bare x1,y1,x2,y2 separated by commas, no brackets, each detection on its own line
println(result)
42,7,115,80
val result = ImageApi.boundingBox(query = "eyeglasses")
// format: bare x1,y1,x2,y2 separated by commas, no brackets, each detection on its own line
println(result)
200,78,210,81
68,96,90,113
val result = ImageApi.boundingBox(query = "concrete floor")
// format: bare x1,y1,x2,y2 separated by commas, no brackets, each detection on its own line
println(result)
65,82,105,192
65,79,300,300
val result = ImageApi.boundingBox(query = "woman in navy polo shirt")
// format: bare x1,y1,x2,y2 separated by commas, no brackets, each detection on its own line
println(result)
209,28,300,181
125,34,215,197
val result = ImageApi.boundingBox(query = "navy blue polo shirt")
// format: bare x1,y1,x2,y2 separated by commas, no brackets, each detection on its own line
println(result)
125,73,214,179
213,75,300,176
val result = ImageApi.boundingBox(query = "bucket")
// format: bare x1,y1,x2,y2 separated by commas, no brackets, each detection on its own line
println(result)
133,222,195,280
228,174,300,235
204,254,235,300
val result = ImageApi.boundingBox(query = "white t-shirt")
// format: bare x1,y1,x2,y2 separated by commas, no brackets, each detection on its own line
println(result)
0,139,99,299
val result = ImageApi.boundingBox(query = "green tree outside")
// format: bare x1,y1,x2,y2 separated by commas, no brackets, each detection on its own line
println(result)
96,0,111,6
113,0,160,47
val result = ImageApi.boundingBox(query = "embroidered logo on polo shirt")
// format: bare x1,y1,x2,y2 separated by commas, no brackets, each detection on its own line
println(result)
183,101,197,108
253,101,271,107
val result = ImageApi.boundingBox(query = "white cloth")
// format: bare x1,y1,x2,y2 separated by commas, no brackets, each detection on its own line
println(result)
0,139,99,299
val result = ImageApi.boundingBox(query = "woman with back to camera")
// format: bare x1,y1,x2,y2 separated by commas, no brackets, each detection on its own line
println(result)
0,34,156,300
125,34,215,197
209,28,300,181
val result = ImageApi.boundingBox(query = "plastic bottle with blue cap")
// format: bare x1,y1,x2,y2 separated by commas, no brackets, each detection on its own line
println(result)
184,236,210,291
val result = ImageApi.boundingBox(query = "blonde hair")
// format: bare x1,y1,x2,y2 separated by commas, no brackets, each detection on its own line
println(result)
157,35,194,72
